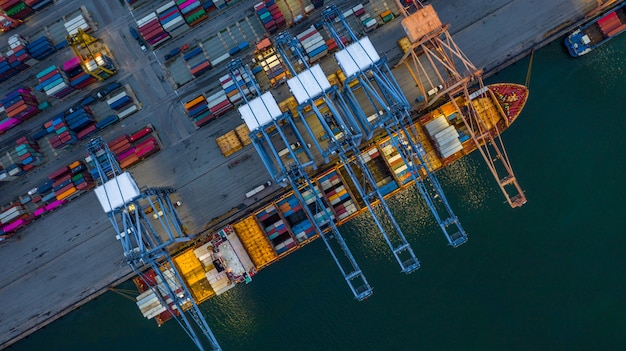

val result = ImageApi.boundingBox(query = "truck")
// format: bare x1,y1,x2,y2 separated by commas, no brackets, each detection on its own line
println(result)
96,82,123,100
129,27,148,52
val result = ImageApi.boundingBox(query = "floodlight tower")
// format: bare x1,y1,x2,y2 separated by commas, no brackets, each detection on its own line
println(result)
86,138,221,351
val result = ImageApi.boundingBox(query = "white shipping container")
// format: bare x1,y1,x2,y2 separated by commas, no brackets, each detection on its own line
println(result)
47,81,68,96
107,91,128,105
136,12,157,27
162,16,183,30
64,15,84,29
207,91,227,105
301,34,322,49
304,5,315,14
156,2,176,14
296,26,316,40
212,53,231,66
117,104,139,119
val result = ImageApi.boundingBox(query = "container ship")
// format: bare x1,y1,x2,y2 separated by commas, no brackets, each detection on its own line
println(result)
137,82,528,325
564,2,626,57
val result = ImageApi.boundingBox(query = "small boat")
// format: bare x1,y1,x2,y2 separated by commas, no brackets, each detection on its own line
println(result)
564,2,626,57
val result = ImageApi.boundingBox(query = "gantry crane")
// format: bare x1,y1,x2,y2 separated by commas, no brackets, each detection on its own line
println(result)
393,0,526,208
86,137,221,351
227,59,373,300
67,28,117,80
320,5,467,247
272,32,421,273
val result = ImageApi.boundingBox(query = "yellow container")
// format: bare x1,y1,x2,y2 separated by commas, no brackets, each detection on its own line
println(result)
235,123,251,146
397,36,411,54
216,130,243,157
232,216,277,269
173,249,215,304
56,187,77,201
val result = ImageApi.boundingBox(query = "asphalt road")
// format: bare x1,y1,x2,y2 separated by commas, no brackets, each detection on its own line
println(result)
0,0,601,348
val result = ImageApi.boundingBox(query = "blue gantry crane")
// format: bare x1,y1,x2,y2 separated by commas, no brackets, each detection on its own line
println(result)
319,5,468,247
227,59,373,300
271,31,421,273
86,137,221,351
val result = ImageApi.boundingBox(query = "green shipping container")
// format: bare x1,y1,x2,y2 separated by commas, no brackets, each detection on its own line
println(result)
7,2,27,17
382,14,394,23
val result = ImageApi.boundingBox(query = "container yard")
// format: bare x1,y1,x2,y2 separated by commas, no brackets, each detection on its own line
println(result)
0,0,605,350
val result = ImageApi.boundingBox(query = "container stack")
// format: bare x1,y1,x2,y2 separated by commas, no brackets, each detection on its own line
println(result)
255,205,293,255
25,0,53,11
232,217,277,269
297,26,328,63
202,0,216,12
254,0,285,34
184,46,211,77
107,134,136,169
47,114,78,149
220,74,241,104
63,57,96,90
216,130,243,157
234,123,251,146
94,114,118,130
1,1,34,21
107,132,160,170
0,205,31,234
15,135,43,172
0,54,19,83
0,87,40,133
107,90,133,111
36,65,74,99
176,0,207,27
184,95,214,127
318,170,357,221
64,13,91,36
4,41,33,72
212,0,226,10
380,9,394,23
50,161,95,202
26,36,56,60
65,107,96,138
157,2,188,38
277,194,315,243
206,90,233,117
137,12,171,48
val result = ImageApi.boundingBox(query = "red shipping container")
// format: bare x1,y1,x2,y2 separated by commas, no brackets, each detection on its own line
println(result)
49,165,70,180
129,127,153,142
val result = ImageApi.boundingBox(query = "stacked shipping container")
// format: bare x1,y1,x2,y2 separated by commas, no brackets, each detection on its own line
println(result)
255,205,294,255
0,0,34,20
254,0,285,34
14,135,43,173
277,193,316,243
46,113,78,149
36,65,74,99
63,13,90,36
184,95,214,127
0,87,40,134
156,2,188,38
183,46,211,77
136,12,171,48
296,25,328,63
25,35,56,60
176,0,207,26
206,90,233,117
317,169,358,221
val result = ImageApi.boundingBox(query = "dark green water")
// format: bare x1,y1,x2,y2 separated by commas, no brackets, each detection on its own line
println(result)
9,36,626,350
